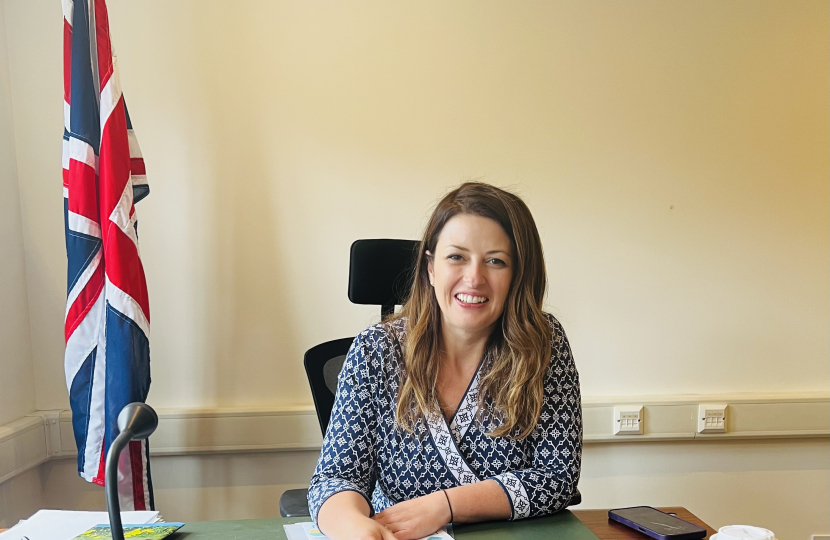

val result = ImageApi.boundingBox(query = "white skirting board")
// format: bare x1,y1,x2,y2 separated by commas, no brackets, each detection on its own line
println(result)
1,392,827,485
0,416,48,485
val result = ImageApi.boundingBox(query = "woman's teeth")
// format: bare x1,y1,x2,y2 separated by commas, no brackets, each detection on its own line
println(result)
456,294,488,304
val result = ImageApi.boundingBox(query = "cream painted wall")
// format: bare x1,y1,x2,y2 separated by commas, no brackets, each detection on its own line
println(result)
28,440,830,540
0,0,35,427
0,467,43,529
4,0,828,413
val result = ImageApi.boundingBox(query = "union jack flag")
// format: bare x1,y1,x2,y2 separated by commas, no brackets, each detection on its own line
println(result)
62,0,153,511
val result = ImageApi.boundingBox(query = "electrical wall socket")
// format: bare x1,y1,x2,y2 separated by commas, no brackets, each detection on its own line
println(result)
613,405,644,435
697,404,727,433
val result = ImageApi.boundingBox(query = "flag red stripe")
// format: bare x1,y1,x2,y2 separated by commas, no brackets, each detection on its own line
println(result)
129,441,147,510
105,227,150,320
64,20,72,105
64,263,104,342
67,160,100,223
130,158,146,176
98,99,130,214
93,0,114,91
93,443,106,486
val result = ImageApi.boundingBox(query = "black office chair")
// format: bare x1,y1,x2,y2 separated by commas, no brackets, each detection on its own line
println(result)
278,239,581,517
279,240,419,517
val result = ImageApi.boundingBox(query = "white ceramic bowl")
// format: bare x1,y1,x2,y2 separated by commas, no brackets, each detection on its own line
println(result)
711,525,776,540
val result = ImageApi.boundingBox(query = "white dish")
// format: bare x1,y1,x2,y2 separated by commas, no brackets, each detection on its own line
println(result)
712,534,778,540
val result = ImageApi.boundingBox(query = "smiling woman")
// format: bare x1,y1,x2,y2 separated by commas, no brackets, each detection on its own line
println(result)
308,183,582,540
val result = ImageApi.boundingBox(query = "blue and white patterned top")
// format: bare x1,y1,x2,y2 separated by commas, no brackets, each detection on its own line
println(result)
307,313,582,523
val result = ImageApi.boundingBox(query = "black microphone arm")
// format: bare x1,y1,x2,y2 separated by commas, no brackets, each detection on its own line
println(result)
105,402,159,540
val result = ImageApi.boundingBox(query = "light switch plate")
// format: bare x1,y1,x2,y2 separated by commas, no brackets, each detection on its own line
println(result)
614,405,644,435
698,404,728,433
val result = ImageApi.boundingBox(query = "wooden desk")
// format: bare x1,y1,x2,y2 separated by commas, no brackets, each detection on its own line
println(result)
0,507,716,538
573,507,716,540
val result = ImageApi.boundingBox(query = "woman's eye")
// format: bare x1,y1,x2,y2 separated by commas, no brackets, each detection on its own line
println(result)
448,254,463,261
488,258,507,266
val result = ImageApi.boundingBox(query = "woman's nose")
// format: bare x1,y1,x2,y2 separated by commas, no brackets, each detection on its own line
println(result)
463,262,485,287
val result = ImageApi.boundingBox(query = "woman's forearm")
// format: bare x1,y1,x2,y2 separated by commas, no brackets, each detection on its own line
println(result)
445,479,512,523
316,490,372,538
372,480,510,540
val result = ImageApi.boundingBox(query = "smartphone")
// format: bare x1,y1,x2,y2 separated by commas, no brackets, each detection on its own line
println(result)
608,506,707,540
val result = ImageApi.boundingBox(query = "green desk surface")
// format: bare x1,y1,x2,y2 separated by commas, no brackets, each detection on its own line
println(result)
171,511,601,540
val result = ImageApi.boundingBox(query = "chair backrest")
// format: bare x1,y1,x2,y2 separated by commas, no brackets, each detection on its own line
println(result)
348,239,420,318
304,238,419,435
304,337,354,435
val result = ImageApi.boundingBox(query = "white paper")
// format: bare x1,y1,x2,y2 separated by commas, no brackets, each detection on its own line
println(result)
417,527,453,540
283,522,453,540
0,509,159,540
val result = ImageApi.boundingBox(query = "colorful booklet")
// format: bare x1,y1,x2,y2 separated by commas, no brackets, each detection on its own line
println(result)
70,523,184,540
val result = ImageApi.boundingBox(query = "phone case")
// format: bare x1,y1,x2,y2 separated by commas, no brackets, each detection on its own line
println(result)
608,507,707,540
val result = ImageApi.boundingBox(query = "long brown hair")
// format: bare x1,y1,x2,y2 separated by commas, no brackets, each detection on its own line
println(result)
394,182,552,439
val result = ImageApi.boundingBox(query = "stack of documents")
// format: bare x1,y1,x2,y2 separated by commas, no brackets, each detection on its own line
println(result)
0,509,160,540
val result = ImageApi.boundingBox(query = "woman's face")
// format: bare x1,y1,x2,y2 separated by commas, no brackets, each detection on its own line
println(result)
427,214,514,340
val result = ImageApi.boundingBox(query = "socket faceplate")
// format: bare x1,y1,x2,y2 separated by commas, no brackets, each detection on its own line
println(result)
614,405,644,435
697,404,727,433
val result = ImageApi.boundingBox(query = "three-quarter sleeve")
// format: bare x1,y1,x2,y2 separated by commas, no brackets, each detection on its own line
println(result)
307,332,379,522
489,316,583,520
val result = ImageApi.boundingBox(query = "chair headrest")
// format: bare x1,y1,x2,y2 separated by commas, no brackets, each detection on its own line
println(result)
348,239,420,307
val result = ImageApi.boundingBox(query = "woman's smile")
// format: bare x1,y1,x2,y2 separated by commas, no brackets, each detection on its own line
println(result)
454,293,489,306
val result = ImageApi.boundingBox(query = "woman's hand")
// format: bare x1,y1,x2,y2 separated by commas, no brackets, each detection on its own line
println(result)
373,491,452,540
317,491,398,540
328,514,400,540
